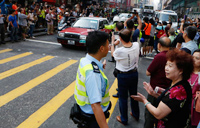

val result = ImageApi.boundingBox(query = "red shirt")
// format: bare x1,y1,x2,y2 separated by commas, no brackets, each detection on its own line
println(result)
12,4,18,14
147,51,171,89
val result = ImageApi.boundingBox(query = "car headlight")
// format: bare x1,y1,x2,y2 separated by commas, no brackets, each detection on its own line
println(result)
58,32,64,37
80,35,86,40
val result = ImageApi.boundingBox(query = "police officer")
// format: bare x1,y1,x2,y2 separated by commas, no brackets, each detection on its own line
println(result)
74,31,110,128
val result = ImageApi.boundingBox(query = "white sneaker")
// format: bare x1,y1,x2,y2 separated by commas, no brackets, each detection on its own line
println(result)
32,36,35,39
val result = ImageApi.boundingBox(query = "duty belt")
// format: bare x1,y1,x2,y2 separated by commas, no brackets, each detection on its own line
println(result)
118,67,137,74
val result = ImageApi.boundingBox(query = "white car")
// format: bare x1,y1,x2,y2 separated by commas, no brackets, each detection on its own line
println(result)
113,13,132,23
156,10,178,30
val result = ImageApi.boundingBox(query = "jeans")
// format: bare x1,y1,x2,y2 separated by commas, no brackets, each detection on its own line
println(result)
28,24,35,37
10,27,18,41
117,71,139,124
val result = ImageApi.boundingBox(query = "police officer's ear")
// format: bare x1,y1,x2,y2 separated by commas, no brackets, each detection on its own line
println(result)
99,45,105,52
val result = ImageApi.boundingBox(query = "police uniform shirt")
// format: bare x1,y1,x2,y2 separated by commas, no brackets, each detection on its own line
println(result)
113,42,140,72
79,54,109,114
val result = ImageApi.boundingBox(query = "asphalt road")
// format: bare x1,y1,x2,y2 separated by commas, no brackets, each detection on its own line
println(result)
0,34,153,128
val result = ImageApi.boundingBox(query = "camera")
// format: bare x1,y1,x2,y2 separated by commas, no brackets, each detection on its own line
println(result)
133,10,138,15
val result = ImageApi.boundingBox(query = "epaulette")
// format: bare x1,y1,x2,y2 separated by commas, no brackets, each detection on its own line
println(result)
91,61,100,73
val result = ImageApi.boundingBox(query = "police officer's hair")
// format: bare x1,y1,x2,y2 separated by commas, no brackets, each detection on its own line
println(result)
127,19,134,29
158,37,171,47
86,31,109,54
116,22,124,31
185,26,198,40
119,29,131,43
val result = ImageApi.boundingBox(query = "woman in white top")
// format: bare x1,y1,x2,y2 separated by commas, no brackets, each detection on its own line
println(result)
111,29,140,125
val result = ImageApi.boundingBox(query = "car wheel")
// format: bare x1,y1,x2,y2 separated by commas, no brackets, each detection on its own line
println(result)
61,44,68,48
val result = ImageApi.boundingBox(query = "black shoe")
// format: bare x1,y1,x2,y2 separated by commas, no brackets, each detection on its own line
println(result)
14,40,19,42
112,93,119,98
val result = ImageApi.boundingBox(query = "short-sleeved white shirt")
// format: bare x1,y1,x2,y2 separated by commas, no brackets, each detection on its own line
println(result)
113,42,140,72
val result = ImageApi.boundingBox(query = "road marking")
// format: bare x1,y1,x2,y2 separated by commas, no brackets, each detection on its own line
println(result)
0,56,54,80
27,39,61,46
0,52,33,64
0,60,77,107
17,81,75,128
0,49,13,54
107,78,118,123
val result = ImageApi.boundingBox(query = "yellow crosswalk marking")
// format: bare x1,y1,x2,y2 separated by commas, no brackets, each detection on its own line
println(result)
0,49,13,54
107,79,118,122
0,56,54,80
0,60,77,107
0,52,33,64
17,81,76,128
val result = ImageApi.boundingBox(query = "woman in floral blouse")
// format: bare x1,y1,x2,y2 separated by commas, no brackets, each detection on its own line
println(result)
132,49,193,128
189,49,200,128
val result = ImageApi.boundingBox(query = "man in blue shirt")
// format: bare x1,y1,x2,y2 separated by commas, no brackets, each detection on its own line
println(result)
181,26,198,54
8,9,19,43
74,31,110,128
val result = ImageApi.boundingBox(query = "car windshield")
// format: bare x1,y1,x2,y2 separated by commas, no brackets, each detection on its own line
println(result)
159,14,177,22
144,6,153,9
119,14,132,18
73,19,98,29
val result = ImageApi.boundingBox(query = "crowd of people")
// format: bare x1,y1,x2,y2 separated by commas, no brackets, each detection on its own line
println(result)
108,12,200,127
71,12,200,128
0,0,116,44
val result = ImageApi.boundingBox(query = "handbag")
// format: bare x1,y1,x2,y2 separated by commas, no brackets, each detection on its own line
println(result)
195,91,200,112
113,68,119,78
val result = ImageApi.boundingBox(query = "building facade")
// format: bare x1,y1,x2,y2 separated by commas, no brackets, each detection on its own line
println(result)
163,0,200,18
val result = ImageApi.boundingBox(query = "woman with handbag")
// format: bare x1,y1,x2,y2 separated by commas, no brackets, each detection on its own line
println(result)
132,49,193,128
189,49,200,128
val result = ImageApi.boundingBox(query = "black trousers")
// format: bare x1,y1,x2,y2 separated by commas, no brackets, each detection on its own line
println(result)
144,94,158,128
0,24,5,42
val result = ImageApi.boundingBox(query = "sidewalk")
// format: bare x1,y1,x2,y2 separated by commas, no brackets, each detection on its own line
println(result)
2,26,57,42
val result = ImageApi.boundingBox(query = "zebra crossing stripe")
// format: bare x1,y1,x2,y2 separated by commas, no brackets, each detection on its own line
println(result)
0,56,54,80
17,81,75,128
0,49,13,54
0,52,33,64
0,60,77,107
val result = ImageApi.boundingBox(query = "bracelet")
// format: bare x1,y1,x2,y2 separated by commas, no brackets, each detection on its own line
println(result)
144,102,151,107
111,44,114,46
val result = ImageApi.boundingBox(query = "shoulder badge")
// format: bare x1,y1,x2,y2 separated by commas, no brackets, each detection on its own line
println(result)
91,61,100,73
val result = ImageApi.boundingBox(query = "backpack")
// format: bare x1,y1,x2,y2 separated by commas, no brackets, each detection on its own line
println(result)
157,26,165,38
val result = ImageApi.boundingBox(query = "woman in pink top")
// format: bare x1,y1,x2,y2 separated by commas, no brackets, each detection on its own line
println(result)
188,49,200,128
